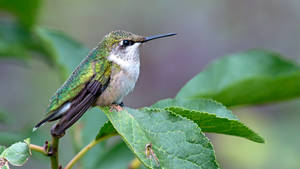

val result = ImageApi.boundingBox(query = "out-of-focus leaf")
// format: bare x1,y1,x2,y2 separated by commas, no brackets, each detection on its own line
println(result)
0,0,41,28
102,107,219,169
177,50,300,106
93,141,135,169
0,132,27,145
0,111,8,123
35,27,89,79
0,146,5,155
0,22,40,59
0,23,88,78
151,98,264,143
1,142,30,166
95,121,117,140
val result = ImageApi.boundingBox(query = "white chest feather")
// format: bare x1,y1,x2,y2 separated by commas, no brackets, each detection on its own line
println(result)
95,43,141,106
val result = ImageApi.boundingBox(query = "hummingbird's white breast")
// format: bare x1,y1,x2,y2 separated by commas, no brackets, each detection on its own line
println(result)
95,43,141,106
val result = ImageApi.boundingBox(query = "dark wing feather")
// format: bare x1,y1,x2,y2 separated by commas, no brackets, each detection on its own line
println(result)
51,78,110,137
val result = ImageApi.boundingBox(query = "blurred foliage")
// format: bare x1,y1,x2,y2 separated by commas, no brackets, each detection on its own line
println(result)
0,146,5,154
0,24,89,79
0,0,41,29
0,132,29,145
177,50,300,107
0,0,300,169
177,50,300,106
0,22,41,60
85,140,135,169
0,111,8,123
35,27,89,78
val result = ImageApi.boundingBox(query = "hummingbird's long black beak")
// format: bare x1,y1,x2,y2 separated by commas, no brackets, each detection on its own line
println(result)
141,33,177,43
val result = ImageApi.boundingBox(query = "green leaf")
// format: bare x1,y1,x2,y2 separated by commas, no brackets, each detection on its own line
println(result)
1,142,30,166
102,107,219,169
151,98,264,143
95,121,118,140
177,50,300,106
0,0,41,28
35,27,89,78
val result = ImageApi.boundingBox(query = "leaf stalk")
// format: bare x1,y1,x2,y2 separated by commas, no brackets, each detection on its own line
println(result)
29,144,47,155
64,134,114,169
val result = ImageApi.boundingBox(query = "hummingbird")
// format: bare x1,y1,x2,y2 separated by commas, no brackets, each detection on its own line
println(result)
33,30,176,137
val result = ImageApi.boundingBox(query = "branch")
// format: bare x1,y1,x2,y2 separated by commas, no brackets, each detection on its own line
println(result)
64,134,114,169
50,136,60,169
29,144,47,155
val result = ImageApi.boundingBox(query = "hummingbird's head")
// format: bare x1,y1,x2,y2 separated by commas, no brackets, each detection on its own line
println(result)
102,30,176,68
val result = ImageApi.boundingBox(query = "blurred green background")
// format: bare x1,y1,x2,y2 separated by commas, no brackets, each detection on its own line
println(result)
0,0,299,169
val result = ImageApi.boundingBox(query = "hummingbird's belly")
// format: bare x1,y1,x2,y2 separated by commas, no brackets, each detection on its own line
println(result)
95,69,139,106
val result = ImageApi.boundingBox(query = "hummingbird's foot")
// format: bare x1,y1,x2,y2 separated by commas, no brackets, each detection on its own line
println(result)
110,104,124,112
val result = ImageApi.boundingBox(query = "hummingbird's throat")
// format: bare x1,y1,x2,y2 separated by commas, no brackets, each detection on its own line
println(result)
108,42,141,69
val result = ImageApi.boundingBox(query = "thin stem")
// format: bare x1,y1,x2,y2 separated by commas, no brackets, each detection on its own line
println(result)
50,136,60,169
64,135,114,169
29,144,47,155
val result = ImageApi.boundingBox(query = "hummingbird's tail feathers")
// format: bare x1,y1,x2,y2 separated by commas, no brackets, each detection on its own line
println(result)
51,80,107,137
33,112,56,132
52,94,95,136
33,102,72,132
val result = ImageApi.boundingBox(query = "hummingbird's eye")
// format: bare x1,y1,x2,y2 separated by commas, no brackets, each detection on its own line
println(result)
121,40,134,47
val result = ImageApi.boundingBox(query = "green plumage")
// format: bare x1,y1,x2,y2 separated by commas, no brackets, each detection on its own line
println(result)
45,40,112,115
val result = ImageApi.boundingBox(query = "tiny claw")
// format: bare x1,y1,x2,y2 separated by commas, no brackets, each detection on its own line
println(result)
110,104,124,112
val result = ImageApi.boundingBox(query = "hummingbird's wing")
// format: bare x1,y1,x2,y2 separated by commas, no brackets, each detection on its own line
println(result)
51,74,110,136
34,47,112,132
46,48,110,115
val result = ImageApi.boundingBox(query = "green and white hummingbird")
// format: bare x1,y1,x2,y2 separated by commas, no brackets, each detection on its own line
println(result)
34,30,176,137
